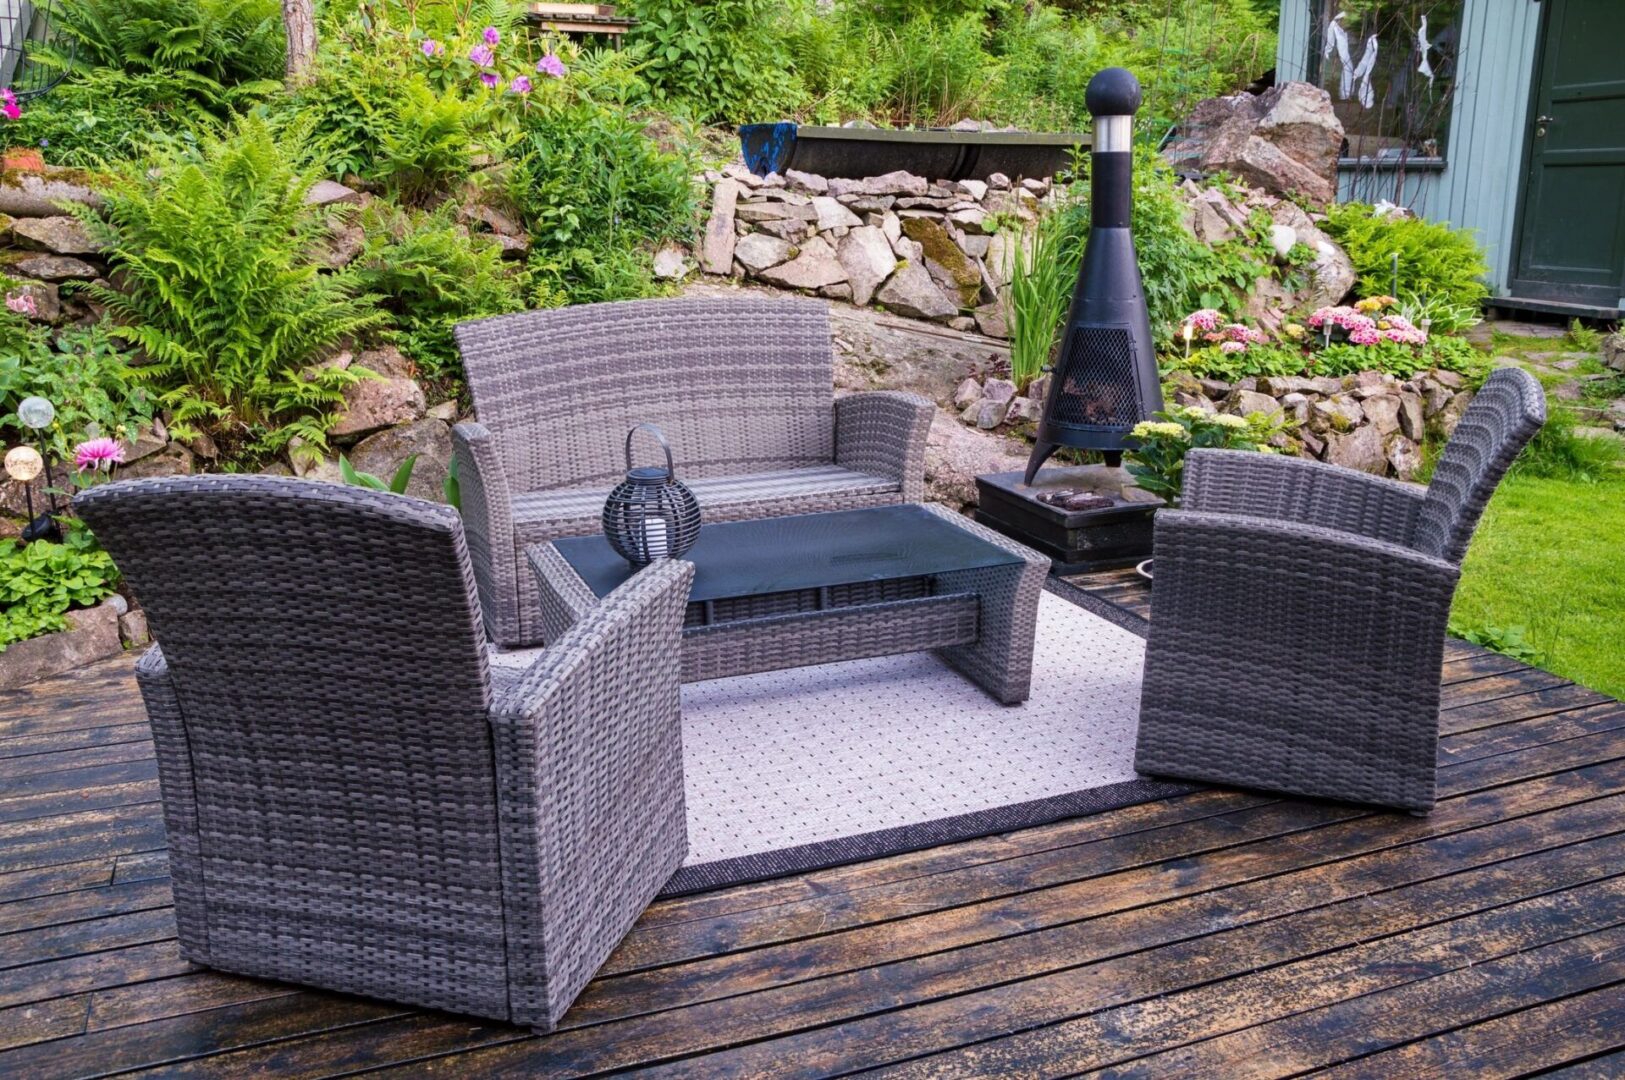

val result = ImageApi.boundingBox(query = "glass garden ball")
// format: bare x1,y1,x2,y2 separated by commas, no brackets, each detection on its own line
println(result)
17,396,55,431
4,445,44,482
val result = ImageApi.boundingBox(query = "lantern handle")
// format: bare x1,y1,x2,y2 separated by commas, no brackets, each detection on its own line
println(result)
625,423,675,479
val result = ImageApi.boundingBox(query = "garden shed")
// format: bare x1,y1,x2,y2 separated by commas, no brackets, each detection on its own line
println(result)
1276,0,1623,318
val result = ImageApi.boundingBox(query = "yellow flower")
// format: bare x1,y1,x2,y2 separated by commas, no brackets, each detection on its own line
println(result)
1131,421,1187,440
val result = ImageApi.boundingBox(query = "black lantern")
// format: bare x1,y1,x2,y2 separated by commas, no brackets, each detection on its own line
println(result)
602,423,701,566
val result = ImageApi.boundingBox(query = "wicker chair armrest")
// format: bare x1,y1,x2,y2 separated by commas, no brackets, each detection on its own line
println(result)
835,390,933,501
1182,449,1428,548
524,542,597,644
453,422,520,644
133,645,212,962
486,558,694,1027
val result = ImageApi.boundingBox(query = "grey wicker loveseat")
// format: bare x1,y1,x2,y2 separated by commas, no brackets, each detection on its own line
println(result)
453,297,935,646
1134,366,1546,813
74,476,695,1032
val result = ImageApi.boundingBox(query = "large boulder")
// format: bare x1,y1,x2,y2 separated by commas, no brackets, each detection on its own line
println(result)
700,178,741,275
755,236,847,290
902,217,982,307
836,226,898,307
874,260,958,321
1169,82,1344,205
347,418,454,503
0,168,102,218
923,408,1029,510
7,215,100,255
328,347,426,439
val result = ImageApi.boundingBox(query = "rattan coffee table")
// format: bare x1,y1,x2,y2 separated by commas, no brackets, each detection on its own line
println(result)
526,503,1049,703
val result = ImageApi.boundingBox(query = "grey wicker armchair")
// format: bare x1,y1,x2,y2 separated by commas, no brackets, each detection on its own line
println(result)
453,296,935,646
1134,367,1546,813
74,476,695,1032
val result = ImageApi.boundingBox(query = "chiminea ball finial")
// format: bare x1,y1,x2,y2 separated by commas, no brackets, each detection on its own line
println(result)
1085,68,1142,118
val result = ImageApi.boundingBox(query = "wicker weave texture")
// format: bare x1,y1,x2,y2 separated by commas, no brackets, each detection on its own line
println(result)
1134,367,1546,813
74,476,692,1030
454,298,934,647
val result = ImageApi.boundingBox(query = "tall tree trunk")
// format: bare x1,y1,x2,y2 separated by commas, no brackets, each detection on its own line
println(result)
282,0,316,85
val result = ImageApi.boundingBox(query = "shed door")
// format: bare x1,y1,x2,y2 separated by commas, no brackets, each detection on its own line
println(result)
1510,0,1625,309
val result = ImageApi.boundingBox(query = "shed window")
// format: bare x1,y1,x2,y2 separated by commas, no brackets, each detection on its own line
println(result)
1307,0,1462,166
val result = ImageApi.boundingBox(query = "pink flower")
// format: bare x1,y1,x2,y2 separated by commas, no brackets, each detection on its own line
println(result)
469,44,494,67
536,53,567,78
1220,341,1247,354
1183,308,1222,332
482,25,500,46
1348,326,1383,346
5,291,36,316
0,88,19,122
509,75,532,94
74,437,125,472
421,38,443,57
479,71,500,89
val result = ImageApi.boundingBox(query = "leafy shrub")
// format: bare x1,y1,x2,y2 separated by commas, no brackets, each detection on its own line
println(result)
509,104,696,304
373,80,487,206
1,71,220,166
0,324,155,460
76,116,385,461
1324,203,1490,311
620,0,799,123
1448,621,1542,665
353,202,527,379
45,0,284,109
1125,404,1282,503
1004,202,1087,389
1176,335,1491,384
0,521,120,650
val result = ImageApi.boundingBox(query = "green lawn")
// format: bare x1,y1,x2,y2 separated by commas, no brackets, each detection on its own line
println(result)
1454,473,1625,699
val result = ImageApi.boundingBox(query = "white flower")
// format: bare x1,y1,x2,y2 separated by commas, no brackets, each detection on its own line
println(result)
1209,413,1248,429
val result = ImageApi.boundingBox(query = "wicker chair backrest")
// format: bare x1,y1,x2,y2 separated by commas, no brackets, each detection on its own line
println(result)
455,296,837,492
75,477,512,1014
1414,366,1546,564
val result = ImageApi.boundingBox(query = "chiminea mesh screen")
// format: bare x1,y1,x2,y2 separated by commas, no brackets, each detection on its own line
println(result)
1051,327,1142,427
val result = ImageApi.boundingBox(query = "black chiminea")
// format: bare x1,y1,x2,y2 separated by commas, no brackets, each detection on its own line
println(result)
1024,68,1163,484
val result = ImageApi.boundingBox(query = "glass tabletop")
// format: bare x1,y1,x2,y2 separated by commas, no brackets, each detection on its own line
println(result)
553,504,1023,603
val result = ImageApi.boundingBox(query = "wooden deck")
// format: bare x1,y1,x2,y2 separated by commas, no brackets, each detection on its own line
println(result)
4,569,1625,1077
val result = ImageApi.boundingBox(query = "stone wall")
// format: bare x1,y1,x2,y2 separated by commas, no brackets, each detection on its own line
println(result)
699,162,1047,337
1168,367,1477,480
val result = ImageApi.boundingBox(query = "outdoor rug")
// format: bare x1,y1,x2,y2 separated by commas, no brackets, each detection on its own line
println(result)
493,580,1190,896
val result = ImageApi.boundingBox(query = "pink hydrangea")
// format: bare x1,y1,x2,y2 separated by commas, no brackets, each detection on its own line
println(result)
1306,305,1377,334
74,437,125,472
536,53,567,78
1219,341,1247,354
0,88,19,122
469,44,494,67
1347,326,1383,346
1222,323,1270,344
482,25,500,46
1183,308,1222,332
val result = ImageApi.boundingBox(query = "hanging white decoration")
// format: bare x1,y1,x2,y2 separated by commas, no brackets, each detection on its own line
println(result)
1352,34,1379,108
1417,14,1435,86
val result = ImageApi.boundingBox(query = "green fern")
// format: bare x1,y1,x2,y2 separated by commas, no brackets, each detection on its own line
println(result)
73,116,386,457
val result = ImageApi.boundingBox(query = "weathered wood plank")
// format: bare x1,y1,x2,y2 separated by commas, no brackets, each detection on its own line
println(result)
0,939,194,1010
0,724,150,761
0,779,163,826
1092,923,1625,1077
0,994,90,1052
1310,981,1625,1079
0,877,171,936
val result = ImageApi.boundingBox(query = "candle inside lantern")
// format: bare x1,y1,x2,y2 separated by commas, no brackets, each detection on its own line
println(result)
643,515,669,559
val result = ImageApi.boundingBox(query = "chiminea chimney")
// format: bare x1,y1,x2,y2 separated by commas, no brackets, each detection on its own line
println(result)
1024,68,1163,485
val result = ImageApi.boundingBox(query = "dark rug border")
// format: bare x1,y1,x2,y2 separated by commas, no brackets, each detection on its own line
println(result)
659,573,1187,898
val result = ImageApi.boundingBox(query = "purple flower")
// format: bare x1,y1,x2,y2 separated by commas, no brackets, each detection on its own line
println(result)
509,75,532,94
421,38,443,57
74,437,125,472
469,44,494,67
482,25,500,46
536,53,566,78
479,71,500,89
